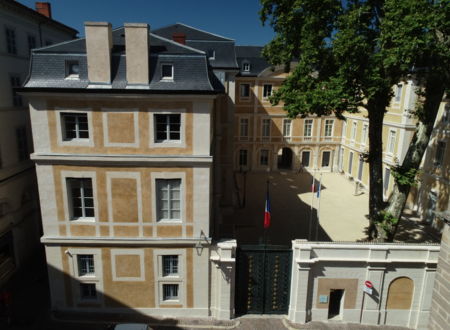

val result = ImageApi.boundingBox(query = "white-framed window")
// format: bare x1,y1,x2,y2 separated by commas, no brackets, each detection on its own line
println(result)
435,141,446,166
240,118,249,140
348,151,354,175
61,113,89,140
163,255,178,276
207,49,215,60
65,60,80,78
163,284,179,301
351,121,357,141
304,119,313,137
161,64,174,80
260,149,269,166
240,83,250,99
27,34,36,54
387,130,397,154
301,150,310,167
156,179,181,222
324,119,334,137
239,149,248,167
263,84,273,99
322,151,331,167
16,126,28,161
394,84,403,103
242,62,250,72
77,254,95,277
10,74,22,107
154,249,185,306
66,178,95,220
155,114,181,142
262,118,270,138
5,27,16,55
283,119,292,137
361,123,368,145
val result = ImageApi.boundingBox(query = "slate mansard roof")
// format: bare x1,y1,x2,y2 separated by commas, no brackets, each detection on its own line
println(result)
23,27,223,94
235,46,270,77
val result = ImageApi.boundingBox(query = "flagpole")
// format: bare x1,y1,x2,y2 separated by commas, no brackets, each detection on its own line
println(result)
309,169,315,240
315,173,322,241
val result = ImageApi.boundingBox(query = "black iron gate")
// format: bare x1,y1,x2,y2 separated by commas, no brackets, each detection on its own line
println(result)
235,245,292,315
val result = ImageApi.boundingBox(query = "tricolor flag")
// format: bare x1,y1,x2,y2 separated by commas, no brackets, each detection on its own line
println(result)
317,178,321,198
264,192,271,229
311,176,316,193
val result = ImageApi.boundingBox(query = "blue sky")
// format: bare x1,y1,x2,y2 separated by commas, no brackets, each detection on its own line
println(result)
18,0,275,45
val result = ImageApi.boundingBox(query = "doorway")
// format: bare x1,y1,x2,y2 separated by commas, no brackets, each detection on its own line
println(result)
277,147,293,170
328,289,344,319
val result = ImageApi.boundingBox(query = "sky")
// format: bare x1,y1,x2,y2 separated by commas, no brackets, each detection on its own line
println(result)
17,0,276,46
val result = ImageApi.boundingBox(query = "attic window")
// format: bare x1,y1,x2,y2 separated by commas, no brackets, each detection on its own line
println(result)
161,64,174,80
66,61,80,78
207,49,215,60
242,62,250,72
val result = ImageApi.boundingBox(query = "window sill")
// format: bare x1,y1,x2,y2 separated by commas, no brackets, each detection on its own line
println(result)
65,75,80,80
157,220,182,224
70,217,96,223
160,78,174,82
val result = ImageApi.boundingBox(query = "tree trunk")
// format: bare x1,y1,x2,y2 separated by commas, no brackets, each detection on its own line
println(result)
385,77,446,241
367,98,389,240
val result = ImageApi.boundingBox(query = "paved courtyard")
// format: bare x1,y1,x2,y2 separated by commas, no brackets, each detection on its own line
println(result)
220,171,369,245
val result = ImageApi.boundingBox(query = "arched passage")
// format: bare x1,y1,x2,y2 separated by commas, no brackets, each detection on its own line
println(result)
386,277,414,310
277,147,293,170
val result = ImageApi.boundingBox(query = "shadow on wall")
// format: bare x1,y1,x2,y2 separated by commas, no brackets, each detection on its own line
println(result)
219,171,332,245
2,259,185,330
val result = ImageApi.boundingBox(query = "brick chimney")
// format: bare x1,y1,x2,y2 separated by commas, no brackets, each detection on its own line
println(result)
85,22,113,85
172,33,186,45
125,23,149,85
35,2,52,18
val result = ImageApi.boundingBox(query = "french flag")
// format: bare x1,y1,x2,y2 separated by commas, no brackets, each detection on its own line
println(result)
264,192,271,229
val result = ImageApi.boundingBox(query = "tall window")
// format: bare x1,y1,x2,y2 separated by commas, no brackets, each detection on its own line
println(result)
67,178,95,219
301,151,310,167
163,284,179,301
351,122,357,141
324,120,334,137
260,149,269,166
283,119,292,137
156,179,181,221
10,75,22,107
163,255,178,276
27,35,36,54
322,151,331,167
155,114,181,142
387,130,396,154
348,152,353,174
240,83,250,98
61,113,89,140
394,84,403,102
263,84,273,98
262,119,270,138
384,168,391,196
361,123,368,145
240,118,249,139
304,119,313,137
239,149,248,167
77,255,95,276
16,126,28,161
5,27,17,55
435,141,446,166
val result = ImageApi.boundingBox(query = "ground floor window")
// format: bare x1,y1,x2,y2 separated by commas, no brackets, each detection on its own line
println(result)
239,149,248,167
163,284,179,301
301,151,310,167
80,283,97,300
322,151,331,167
260,149,269,166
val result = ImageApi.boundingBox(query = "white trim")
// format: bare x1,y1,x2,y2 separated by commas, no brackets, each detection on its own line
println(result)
149,109,186,148
55,108,94,147
102,109,139,147
111,249,145,281
151,172,186,224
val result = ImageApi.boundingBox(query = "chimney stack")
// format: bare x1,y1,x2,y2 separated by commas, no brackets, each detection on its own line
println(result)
124,23,149,86
35,2,52,18
85,22,113,85
172,33,186,45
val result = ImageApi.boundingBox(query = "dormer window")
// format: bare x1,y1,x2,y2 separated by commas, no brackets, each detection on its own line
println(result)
207,49,215,60
161,64,174,80
242,62,250,72
66,61,80,78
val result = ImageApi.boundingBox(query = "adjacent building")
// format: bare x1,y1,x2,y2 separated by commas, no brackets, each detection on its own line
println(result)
0,0,77,288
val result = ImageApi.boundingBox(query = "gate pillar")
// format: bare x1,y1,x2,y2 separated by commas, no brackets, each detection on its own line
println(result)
210,239,237,320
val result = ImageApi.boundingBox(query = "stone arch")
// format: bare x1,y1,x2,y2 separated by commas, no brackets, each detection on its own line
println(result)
386,277,414,310
277,147,293,170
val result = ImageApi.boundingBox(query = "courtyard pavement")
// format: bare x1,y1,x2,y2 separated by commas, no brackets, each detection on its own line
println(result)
220,171,369,245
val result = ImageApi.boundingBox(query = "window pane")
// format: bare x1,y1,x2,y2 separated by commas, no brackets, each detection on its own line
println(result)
162,65,173,78
163,284,179,300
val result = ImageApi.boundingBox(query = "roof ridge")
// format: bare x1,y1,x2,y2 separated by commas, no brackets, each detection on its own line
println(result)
175,22,234,41
150,33,205,55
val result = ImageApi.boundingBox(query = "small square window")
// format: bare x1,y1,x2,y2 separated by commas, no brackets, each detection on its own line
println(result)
77,255,95,276
155,114,181,142
80,283,97,300
163,255,178,276
263,84,273,98
207,49,215,60
163,284,179,301
242,62,250,72
66,61,80,78
161,64,173,80
61,113,89,140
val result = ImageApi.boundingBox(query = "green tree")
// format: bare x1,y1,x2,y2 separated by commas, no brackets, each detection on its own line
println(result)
260,0,450,240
